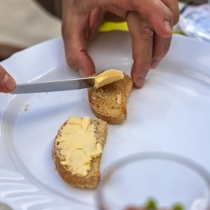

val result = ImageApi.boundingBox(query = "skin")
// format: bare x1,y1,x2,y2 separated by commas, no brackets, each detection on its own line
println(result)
0,65,16,93
61,0,179,88
0,0,179,93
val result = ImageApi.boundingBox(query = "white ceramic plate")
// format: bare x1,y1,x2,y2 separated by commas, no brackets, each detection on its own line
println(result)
0,32,210,210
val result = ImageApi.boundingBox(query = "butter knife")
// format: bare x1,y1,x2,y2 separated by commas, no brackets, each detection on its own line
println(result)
11,77,95,94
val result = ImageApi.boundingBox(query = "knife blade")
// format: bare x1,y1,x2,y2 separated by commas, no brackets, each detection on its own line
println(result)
11,77,95,94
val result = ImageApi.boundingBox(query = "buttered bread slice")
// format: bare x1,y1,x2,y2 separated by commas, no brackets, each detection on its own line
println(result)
88,70,133,124
52,116,107,188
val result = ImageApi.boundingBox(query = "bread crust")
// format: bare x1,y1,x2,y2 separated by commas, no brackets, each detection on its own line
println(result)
90,107,126,124
88,74,133,124
52,118,107,188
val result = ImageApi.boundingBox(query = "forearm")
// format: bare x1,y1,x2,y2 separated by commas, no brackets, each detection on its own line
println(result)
34,0,62,19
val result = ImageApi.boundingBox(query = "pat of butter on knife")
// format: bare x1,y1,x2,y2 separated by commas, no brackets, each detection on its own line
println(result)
11,69,124,94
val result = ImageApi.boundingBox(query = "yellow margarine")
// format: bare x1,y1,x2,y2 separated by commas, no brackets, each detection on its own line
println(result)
55,116,102,176
94,69,124,89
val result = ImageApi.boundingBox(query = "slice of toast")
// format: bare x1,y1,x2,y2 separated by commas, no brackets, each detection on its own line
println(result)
88,73,133,124
52,116,107,188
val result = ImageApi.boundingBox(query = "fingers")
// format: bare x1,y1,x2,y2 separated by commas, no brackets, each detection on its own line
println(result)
149,0,178,68
98,0,179,37
127,12,154,88
131,0,174,37
62,3,94,77
0,65,16,93
161,0,179,25
132,0,179,36
127,11,172,88
62,0,104,77
61,0,179,84
151,35,171,69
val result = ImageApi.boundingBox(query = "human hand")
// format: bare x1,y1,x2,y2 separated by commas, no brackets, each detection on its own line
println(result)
0,65,16,93
62,0,179,88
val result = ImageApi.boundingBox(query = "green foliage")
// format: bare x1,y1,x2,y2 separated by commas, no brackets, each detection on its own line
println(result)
172,203,184,210
144,198,184,210
144,198,157,210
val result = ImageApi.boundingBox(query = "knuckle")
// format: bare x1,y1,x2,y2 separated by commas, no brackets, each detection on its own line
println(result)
129,23,154,39
128,13,154,39
139,26,154,40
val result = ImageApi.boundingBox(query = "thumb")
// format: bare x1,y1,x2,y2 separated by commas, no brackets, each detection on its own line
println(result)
0,65,16,93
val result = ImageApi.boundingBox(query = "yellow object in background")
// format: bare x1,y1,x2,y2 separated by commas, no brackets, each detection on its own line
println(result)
99,21,185,35
99,3,185,34
99,21,129,32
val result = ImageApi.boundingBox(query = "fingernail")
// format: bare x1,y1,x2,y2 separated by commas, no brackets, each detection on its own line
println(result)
79,69,85,77
151,59,160,69
135,76,145,88
164,21,172,34
3,74,16,91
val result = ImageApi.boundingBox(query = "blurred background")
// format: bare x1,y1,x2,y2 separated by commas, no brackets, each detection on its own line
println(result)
0,0,208,61
0,0,61,60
